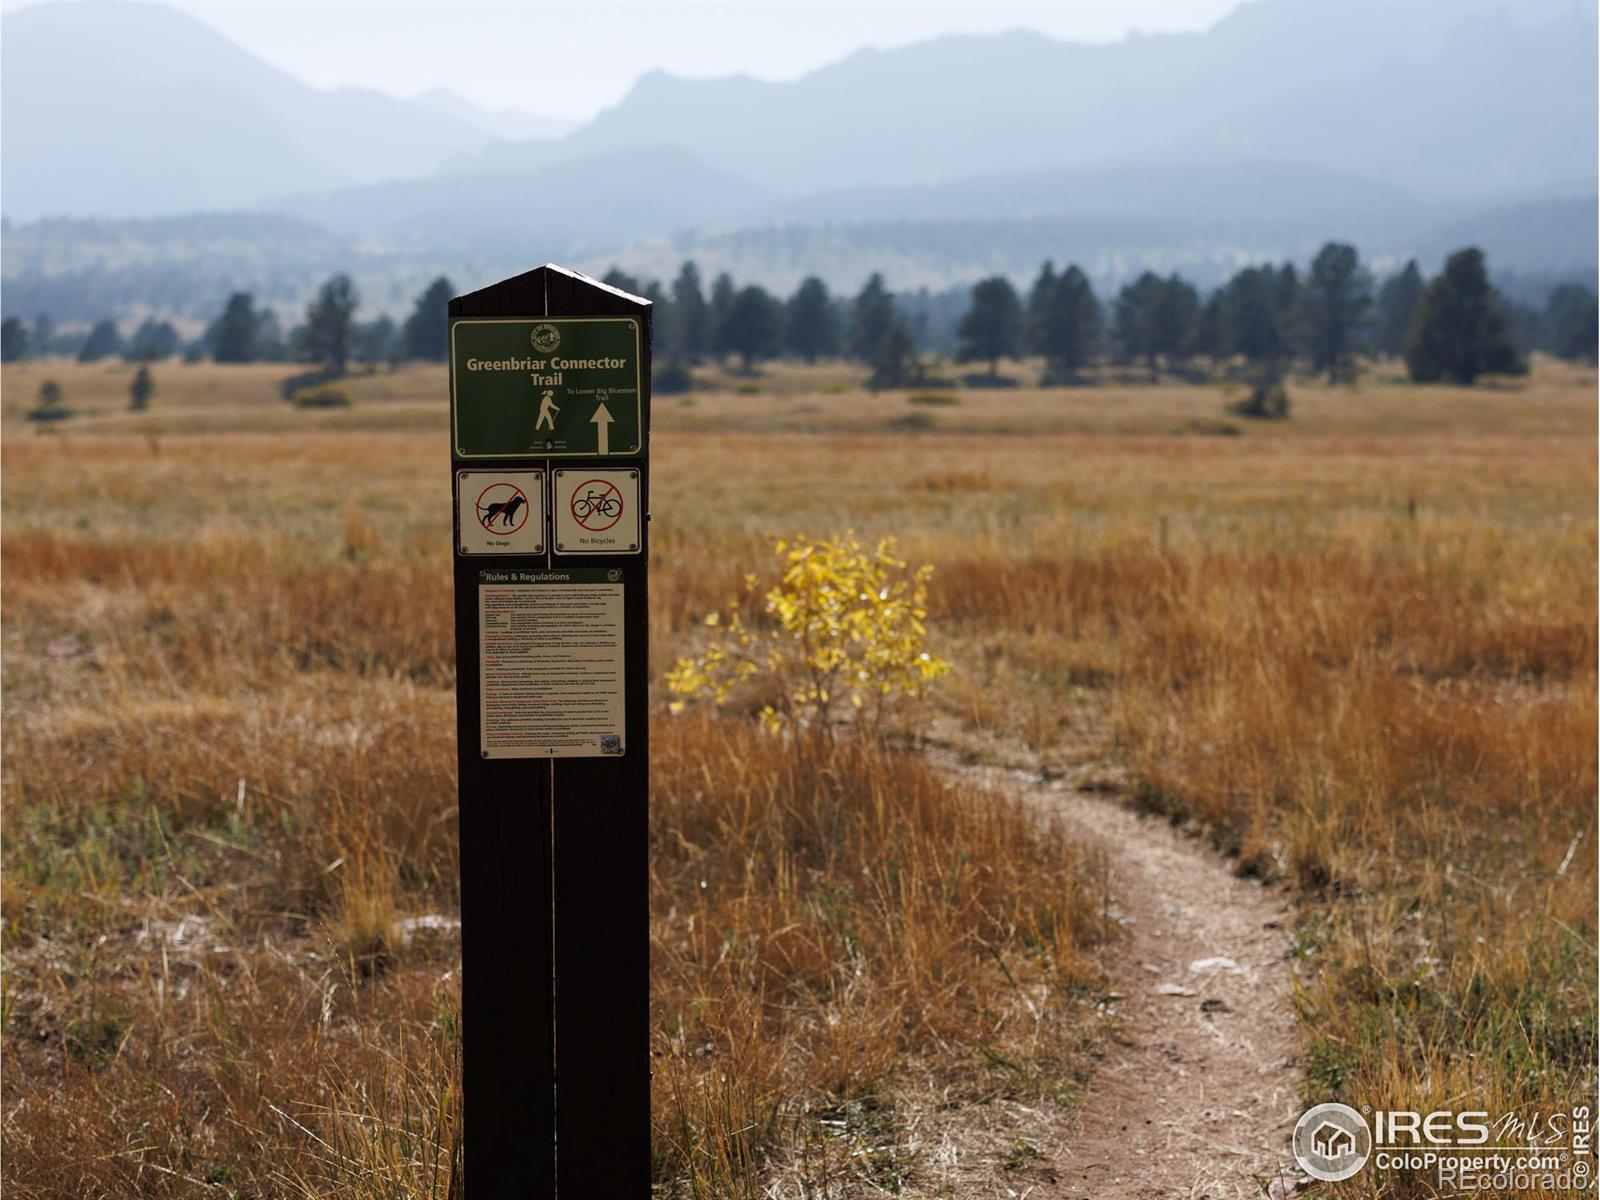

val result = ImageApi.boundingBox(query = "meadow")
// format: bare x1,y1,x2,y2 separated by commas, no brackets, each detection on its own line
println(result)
2,355,1594,1197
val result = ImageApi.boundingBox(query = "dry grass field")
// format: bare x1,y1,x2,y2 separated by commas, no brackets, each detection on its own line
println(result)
2,356,1594,1197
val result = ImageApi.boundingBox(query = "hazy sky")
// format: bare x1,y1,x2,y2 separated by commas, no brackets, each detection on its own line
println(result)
65,0,1242,120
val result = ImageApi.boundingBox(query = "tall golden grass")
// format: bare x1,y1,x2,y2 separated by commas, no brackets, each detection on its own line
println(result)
650,717,1104,1193
3,358,1594,1196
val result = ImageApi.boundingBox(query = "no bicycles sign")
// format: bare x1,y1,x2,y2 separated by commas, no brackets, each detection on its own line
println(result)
553,468,640,554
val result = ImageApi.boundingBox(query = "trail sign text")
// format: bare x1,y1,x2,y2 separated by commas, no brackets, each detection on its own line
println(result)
479,568,626,759
451,316,642,459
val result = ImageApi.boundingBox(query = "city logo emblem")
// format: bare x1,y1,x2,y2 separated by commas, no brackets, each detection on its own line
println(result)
531,323,561,353
1293,1103,1372,1182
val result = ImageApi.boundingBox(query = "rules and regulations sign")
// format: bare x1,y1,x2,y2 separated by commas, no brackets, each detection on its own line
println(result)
456,469,545,555
553,468,641,555
478,568,626,759
451,317,642,459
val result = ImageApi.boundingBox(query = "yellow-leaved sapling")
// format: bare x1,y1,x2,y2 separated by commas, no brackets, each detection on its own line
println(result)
667,532,949,738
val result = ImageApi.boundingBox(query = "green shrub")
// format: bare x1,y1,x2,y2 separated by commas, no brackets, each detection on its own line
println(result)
959,371,1017,389
28,379,69,421
654,360,694,394
907,392,960,407
1226,382,1289,419
1183,418,1242,437
291,384,352,409
280,368,340,400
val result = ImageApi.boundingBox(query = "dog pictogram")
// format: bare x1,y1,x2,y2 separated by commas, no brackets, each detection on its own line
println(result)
476,483,530,534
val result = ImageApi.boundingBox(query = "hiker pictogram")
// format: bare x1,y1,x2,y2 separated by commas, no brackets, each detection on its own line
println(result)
570,479,623,532
477,482,530,534
535,388,561,431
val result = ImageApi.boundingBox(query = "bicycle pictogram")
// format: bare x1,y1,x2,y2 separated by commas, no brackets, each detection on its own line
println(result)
570,479,623,532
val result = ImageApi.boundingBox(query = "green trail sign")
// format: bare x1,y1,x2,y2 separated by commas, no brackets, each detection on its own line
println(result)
450,316,643,458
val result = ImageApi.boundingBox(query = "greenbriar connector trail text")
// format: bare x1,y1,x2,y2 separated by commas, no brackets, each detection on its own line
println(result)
462,356,629,371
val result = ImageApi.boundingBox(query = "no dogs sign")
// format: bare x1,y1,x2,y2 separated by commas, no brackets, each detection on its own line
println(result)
457,469,546,555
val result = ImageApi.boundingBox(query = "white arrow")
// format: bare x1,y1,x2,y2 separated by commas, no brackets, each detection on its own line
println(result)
591,401,613,455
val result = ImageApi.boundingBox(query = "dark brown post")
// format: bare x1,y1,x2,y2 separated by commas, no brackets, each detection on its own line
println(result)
449,264,651,1198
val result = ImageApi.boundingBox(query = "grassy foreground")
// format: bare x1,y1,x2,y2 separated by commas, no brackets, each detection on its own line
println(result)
2,357,1595,1197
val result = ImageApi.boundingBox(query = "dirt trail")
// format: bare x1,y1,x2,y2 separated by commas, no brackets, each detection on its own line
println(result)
937,752,1305,1199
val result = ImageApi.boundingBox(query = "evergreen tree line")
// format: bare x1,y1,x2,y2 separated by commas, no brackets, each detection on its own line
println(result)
950,244,1596,387
600,247,1594,388
0,275,455,375
3,246,1593,388
597,265,922,389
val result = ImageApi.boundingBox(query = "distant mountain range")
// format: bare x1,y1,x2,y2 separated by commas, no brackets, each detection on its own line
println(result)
443,0,1594,200
0,1,574,218
411,89,579,144
2,0,1595,323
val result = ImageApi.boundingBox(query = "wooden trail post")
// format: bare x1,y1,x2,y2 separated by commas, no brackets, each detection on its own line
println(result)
449,265,651,1197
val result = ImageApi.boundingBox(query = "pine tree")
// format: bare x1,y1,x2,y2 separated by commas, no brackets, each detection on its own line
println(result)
256,312,287,362
1300,242,1372,382
32,314,56,357
669,262,709,363
1373,260,1425,358
1034,264,1101,384
129,364,154,411
128,319,180,362
784,277,839,362
956,276,1023,378
1024,261,1059,355
1,317,29,362
402,276,455,362
1406,248,1523,384
357,316,399,366
848,274,895,364
304,274,360,375
602,268,642,295
1219,266,1293,377
1153,274,1200,369
642,280,673,360
708,273,737,364
77,319,122,363
212,293,261,364
718,286,783,372
1113,273,1166,374
1541,284,1598,363
868,319,918,390
1194,293,1228,364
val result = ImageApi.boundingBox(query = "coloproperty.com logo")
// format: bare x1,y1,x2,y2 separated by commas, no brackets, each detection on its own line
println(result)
1293,1104,1373,1181
1294,1102,1596,1191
